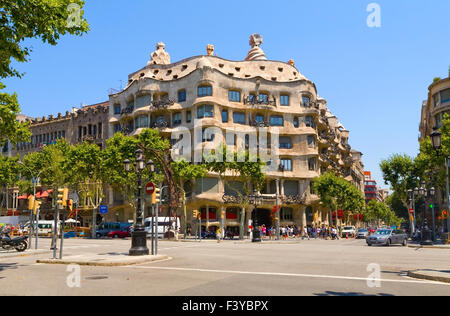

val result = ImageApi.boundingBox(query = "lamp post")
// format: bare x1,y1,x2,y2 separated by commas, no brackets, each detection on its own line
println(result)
124,150,154,256
407,189,416,237
249,189,262,243
414,181,434,246
430,128,450,234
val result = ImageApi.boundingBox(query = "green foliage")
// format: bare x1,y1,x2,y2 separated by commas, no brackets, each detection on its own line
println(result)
380,154,422,211
0,82,31,144
313,172,365,214
0,0,89,144
0,154,20,187
366,200,402,227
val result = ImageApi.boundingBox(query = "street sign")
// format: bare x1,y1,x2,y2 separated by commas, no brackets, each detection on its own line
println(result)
145,182,155,195
409,209,414,214
99,205,108,214
69,192,79,205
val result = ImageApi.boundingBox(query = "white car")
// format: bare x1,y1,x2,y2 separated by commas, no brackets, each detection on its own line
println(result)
341,226,356,238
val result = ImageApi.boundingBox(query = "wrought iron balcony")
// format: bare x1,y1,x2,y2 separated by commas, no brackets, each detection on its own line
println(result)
152,120,169,129
243,95,277,107
151,99,175,109
222,194,242,204
121,106,134,116
280,193,307,205
249,119,270,127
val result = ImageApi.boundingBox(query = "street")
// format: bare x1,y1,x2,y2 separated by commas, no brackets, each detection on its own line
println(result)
0,238,449,296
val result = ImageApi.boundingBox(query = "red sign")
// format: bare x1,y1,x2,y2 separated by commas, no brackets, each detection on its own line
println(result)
409,209,414,214
145,182,155,195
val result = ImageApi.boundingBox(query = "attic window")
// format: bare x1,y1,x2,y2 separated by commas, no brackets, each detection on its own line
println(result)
245,74,251,78
173,75,178,79
182,65,188,71
293,72,297,76
219,64,224,68
167,70,172,75
154,70,159,74
278,68,284,72
140,73,145,77
128,79,133,83
228,73,234,77
271,77,277,81
235,67,241,72
260,66,265,70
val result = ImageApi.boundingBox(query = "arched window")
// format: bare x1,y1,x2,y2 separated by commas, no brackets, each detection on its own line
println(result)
198,85,212,97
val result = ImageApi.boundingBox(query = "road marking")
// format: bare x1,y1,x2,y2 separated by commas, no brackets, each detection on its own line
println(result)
125,266,450,286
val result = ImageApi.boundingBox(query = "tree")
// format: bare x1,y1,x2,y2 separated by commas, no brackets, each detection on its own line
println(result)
205,145,266,239
366,200,402,227
0,155,20,213
0,0,89,144
313,172,365,227
380,154,422,216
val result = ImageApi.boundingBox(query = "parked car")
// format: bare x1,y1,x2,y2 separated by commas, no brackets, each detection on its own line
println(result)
96,222,132,238
108,227,132,239
356,228,369,239
367,229,408,247
368,227,377,234
341,226,356,238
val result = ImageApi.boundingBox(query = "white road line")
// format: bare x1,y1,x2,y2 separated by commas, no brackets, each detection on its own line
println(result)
124,266,450,286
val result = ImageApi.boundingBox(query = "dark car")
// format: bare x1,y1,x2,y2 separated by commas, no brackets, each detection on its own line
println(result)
367,229,408,247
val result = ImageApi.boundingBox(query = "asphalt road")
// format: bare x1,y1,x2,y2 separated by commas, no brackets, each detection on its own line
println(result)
0,237,449,296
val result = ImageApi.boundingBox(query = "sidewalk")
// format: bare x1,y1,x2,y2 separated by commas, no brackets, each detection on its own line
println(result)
0,249,50,259
408,270,450,283
36,253,169,267
408,242,450,250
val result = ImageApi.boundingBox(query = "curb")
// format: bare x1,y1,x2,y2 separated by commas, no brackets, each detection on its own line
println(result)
0,249,50,260
408,270,450,283
408,245,450,250
36,254,169,267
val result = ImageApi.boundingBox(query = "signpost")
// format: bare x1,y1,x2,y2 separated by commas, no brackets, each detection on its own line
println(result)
99,205,108,215
145,182,155,195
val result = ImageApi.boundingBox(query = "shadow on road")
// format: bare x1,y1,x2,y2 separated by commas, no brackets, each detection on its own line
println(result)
314,291,394,297
0,262,20,272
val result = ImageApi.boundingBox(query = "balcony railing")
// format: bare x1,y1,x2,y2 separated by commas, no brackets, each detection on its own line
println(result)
243,95,277,107
151,99,175,109
121,106,134,116
249,119,270,127
280,193,307,205
152,121,169,129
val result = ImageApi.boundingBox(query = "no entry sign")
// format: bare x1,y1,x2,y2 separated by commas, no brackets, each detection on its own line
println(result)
145,182,155,195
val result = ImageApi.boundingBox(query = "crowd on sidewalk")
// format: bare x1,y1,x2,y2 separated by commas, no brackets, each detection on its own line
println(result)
255,224,342,240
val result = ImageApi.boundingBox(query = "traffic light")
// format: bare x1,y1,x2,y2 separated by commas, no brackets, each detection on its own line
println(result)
152,188,161,205
28,195,35,211
221,210,225,219
57,188,69,207
193,210,199,220
33,200,41,215
443,210,449,220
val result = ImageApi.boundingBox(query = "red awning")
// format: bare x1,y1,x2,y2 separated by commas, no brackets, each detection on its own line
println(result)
18,194,29,200
36,189,53,199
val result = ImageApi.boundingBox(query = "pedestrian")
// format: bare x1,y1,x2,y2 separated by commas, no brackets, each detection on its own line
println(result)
216,227,222,243
262,224,267,239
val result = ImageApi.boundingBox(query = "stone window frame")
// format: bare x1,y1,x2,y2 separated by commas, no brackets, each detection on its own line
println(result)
308,157,317,171
279,136,293,149
302,95,312,108
233,111,246,125
280,158,293,171
280,94,290,106
113,104,122,115
198,85,213,97
178,89,187,103
197,104,215,119
228,89,241,103
270,115,284,127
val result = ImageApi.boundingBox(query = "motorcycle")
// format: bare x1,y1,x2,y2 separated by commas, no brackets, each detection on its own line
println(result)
0,228,28,252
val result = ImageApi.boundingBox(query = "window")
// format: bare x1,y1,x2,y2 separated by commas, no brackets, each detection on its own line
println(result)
173,112,182,126
229,90,241,102
293,117,299,128
302,96,311,107
307,135,316,147
281,208,294,221
255,114,264,123
279,136,292,149
114,104,121,115
283,181,298,196
222,110,229,123
305,116,315,128
113,124,122,134
197,105,214,118
202,128,215,142
308,158,317,171
259,93,268,103
178,90,187,102
270,116,284,127
135,115,149,129
233,112,245,125
441,89,450,104
280,95,290,106
435,114,442,128
136,95,151,108
198,85,212,97
280,159,292,171
195,178,219,194
186,111,192,123
433,94,440,108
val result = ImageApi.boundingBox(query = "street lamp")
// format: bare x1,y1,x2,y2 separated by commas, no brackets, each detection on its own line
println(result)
249,189,262,243
124,149,153,256
414,181,434,246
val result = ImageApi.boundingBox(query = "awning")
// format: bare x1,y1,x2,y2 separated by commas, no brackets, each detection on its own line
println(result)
18,194,29,200
36,189,53,199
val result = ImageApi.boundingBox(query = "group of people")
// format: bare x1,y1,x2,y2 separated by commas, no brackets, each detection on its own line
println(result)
254,224,341,240
0,224,24,236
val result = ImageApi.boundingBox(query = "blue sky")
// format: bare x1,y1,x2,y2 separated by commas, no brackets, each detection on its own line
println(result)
3,0,450,189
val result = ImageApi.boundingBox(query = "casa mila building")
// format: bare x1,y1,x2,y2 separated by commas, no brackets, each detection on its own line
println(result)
108,34,365,236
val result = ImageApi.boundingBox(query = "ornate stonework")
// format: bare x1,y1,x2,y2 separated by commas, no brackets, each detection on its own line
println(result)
148,42,171,65
245,34,267,61
206,44,214,56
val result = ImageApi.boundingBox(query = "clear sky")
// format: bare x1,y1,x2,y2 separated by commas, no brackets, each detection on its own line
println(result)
3,0,450,189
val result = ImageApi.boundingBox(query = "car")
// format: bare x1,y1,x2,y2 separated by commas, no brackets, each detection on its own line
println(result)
368,227,377,234
108,227,131,239
366,229,408,247
341,226,356,238
96,222,132,238
356,228,369,239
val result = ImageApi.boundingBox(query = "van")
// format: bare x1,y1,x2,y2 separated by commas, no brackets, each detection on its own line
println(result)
96,222,132,238
24,221,59,236
144,217,181,238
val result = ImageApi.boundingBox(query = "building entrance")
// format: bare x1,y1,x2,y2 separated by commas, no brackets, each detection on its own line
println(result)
252,208,273,228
